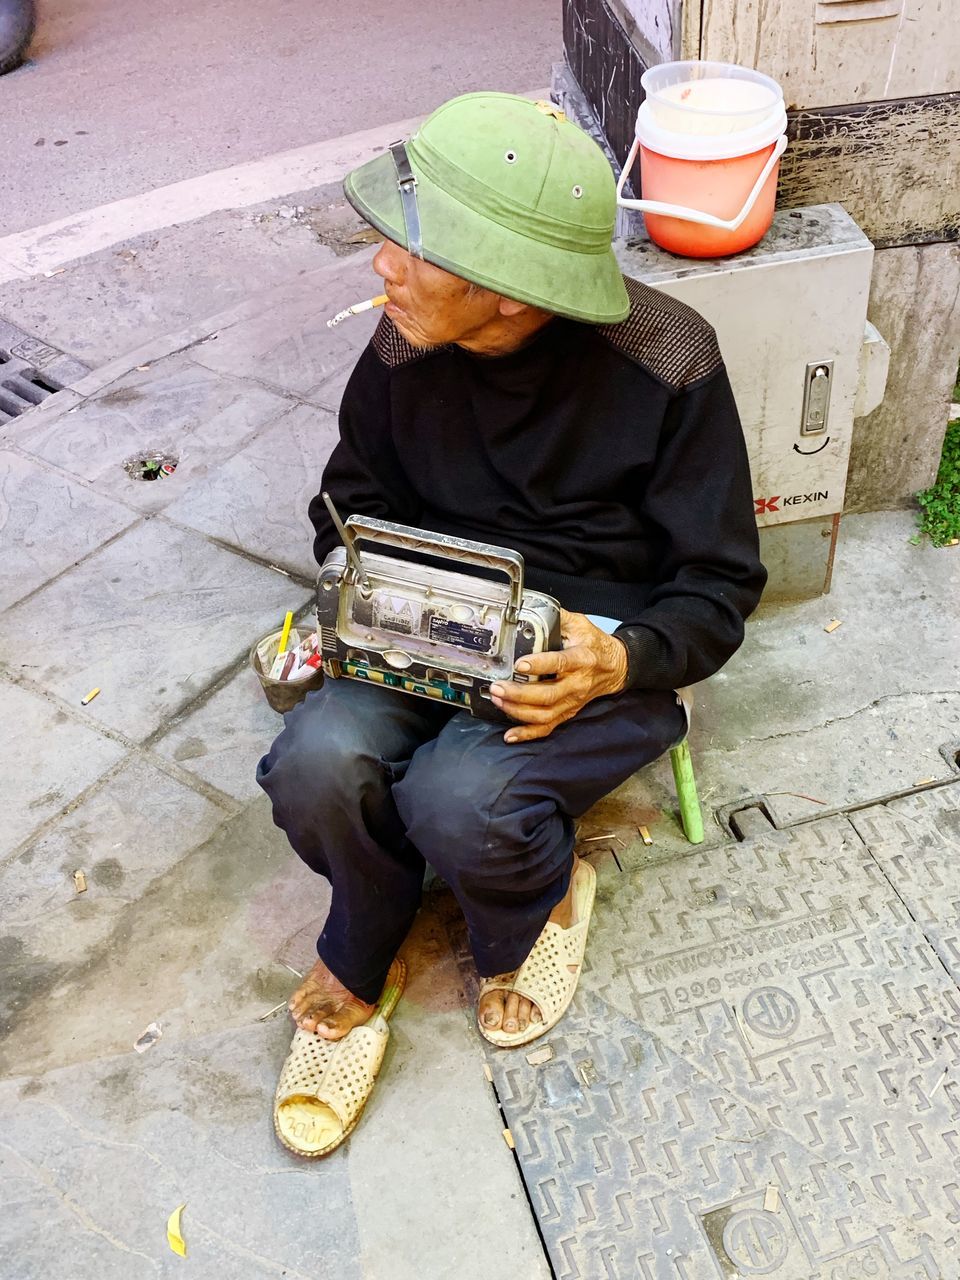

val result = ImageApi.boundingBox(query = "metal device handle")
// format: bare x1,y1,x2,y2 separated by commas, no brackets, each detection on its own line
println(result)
344,513,525,620
616,133,787,231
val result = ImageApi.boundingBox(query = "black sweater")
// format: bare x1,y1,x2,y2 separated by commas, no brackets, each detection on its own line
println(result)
309,276,766,691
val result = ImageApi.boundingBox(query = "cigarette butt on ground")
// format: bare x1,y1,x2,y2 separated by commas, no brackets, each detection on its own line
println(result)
167,1204,187,1257
638,825,653,845
914,777,937,787
483,1063,493,1083
258,1000,287,1021
73,869,87,894
80,687,100,705
824,619,843,633
134,1021,163,1053
764,1185,780,1213
502,1128,515,1150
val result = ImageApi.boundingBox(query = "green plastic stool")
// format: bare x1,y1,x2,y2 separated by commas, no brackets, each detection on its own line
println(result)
669,738,704,844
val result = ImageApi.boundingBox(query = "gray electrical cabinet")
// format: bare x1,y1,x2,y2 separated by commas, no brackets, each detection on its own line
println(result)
616,203,890,600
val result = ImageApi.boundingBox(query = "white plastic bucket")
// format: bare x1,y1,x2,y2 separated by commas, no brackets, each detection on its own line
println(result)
641,60,783,136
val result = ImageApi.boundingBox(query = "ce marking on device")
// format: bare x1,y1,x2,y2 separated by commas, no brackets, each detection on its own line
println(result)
793,436,831,455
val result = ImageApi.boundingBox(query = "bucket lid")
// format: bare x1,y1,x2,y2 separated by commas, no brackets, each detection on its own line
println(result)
640,61,783,123
634,100,787,160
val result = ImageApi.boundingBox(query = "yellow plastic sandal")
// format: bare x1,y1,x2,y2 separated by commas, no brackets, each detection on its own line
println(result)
273,958,405,1158
477,859,596,1049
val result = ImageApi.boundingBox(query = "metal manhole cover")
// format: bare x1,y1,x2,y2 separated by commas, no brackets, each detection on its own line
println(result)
449,810,960,1279
0,318,88,424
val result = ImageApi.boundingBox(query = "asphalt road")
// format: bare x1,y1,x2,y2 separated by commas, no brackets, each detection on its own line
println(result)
2,0,559,235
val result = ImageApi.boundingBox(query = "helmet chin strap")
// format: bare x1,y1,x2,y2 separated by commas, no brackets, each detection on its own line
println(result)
389,140,424,260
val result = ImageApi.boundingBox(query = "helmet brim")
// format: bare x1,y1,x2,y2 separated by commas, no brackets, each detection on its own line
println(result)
344,150,630,325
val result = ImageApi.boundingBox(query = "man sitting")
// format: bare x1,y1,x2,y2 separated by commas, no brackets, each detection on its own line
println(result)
258,92,766,1158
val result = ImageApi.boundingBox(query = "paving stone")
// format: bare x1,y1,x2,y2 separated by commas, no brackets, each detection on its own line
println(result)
632,690,960,839
0,450,138,611
0,799,317,1079
0,875,548,1280
162,401,338,577
850,784,960,983
6,354,291,513
447,815,960,1278
189,256,380,395
0,1021,362,1280
0,897,549,1280
0,681,126,862
303,358,354,413
0,520,310,742
154,666,283,801
0,756,227,1060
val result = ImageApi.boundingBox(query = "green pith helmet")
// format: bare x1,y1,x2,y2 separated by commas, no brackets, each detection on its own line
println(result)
343,92,629,325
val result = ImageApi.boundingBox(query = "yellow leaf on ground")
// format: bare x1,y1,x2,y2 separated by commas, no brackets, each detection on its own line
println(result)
167,1203,187,1257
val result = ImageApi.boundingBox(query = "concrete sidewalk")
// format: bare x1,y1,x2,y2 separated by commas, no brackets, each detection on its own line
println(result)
1,239,959,1280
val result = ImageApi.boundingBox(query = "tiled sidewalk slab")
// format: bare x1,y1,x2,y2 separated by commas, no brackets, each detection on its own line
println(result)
0,451,138,612
704,512,960,756
0,520,310,742
448,813,960,1278
0,800,316,1079
0,891,549,1280
302,358,353,413
0,1021,361,1280
0,681,126,862
0,756,227,1074
5,355,291,513
153,666,281,802
189,256,380,396
162,402,339,578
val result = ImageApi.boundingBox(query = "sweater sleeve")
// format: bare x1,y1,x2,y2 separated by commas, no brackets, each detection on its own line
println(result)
308,344,421,566
614,366,767,690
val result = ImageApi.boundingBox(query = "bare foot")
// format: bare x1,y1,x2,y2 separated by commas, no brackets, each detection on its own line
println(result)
478,857,580,1036
288,957,375,1041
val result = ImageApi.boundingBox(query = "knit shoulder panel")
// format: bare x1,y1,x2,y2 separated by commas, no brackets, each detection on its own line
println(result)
597,275,723,391
371,314,443,368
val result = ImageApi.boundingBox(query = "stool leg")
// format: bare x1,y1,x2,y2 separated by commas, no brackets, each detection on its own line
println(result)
670,739,704,845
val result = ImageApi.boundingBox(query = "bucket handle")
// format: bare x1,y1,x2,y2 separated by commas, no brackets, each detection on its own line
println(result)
616,134,787,231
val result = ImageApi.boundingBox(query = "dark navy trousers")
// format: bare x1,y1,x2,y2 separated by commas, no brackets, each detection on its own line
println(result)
256,678,685,1003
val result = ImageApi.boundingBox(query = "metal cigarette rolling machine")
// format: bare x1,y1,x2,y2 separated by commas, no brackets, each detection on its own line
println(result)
315,493,562,722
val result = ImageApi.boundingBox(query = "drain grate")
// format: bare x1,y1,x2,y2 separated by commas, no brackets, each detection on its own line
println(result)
0,319,89,424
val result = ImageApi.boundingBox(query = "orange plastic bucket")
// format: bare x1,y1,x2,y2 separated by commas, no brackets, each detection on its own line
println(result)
616,78,788,259
639,137,782,257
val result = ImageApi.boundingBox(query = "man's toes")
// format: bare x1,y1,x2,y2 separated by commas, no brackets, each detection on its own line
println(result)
502,991,521,1033
480,989,505,1029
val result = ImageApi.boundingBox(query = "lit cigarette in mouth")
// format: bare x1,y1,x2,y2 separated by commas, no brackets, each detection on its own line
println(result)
326,293,389,328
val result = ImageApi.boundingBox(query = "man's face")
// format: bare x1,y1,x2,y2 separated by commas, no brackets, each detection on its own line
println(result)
372,238,504,347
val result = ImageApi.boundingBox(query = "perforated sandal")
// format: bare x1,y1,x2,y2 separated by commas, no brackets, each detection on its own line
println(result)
477,858,596,1049
273,958,405,1158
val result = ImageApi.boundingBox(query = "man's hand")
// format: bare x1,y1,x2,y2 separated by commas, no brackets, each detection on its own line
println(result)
489,609,630,744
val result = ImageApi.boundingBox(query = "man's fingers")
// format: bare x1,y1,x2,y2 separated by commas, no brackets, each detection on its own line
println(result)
494,699,557,725
504,720,556,744
490,677,561,708
514,649,568,678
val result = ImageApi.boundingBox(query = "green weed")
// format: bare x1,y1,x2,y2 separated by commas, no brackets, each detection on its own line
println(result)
914,417,960,547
